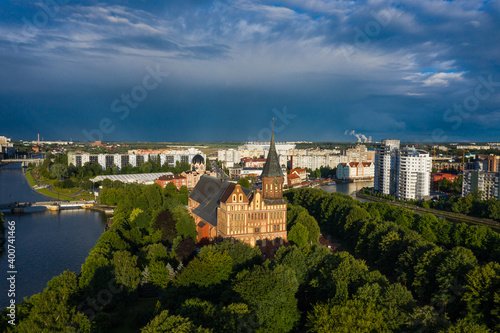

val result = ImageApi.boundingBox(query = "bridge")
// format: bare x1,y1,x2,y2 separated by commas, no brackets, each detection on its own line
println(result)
0,200,96,213
1,158,44,167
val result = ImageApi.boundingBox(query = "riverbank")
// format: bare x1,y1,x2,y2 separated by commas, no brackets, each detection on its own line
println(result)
26,170,81,201
356,192,500,231
0,165,107,309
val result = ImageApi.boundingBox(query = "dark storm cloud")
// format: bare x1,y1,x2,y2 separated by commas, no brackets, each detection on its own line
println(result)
0,0,499,142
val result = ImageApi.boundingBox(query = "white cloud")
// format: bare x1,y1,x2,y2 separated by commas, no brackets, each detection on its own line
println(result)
422,72,465,87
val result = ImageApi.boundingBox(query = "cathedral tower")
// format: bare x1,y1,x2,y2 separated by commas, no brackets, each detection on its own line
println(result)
261,121,284,202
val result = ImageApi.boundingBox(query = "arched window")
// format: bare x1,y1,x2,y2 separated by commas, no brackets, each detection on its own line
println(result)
233,195,236,202
239,194,243,201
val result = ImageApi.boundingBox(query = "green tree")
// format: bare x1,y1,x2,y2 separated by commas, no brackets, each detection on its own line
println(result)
462,262,500,328
233,265,300,333
110,250,141,291
288,223,309,248
407,305,450,333
148,260,170,288
164,182,179,197
293,211,320,245
142,310,210,333
174,237,196,262
101,178,113,189
434,247,477,317
16,271,91,333
198,240,261,272
51,163,68,180
275,245,308,284
175,250,233,287
80,179,93,191
152,209,178,245
237,178,250,188
178,185,189,205
307,299,389,333
440,318,492,333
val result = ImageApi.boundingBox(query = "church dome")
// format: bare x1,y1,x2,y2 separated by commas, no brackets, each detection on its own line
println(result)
192,154,204,165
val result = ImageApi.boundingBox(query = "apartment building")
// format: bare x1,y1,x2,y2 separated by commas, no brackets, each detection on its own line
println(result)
462,170,499,200
374,139,400,195
374,140,432,200
396,147,432,200
68,149,205,170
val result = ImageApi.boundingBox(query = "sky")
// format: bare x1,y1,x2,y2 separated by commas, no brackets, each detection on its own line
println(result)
0,0,499,143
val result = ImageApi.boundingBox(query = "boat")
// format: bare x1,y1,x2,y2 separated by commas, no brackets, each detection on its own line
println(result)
326,182,335,186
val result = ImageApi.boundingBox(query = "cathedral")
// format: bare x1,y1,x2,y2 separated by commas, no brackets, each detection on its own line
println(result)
188,129,287,247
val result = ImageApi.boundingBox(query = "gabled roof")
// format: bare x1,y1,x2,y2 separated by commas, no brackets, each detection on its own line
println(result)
189,175,250,227
261,130,284,178
219,183,251,203
189,175,224,204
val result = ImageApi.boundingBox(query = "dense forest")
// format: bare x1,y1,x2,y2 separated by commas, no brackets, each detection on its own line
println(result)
1,185,498,332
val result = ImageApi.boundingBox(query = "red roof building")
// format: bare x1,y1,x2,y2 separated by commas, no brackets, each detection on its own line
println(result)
155,174,187,190
431,173,459,190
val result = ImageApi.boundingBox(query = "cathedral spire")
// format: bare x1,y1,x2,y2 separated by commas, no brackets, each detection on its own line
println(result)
261,119,284,178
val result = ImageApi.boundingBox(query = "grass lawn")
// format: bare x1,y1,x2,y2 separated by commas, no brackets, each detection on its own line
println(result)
36,188,77,201
76,192,95,201
26,170,36,187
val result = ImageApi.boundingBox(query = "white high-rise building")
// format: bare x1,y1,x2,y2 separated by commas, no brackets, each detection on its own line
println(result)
374,140,431,200
374,139,400,195
396,147,432,200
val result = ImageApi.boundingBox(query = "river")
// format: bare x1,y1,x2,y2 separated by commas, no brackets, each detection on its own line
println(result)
0,163,106,309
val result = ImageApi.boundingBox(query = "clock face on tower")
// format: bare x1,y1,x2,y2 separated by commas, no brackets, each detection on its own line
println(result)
273,178,280,186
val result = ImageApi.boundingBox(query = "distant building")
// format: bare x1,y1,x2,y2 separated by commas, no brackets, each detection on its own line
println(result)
91,141,104,147
228,167,242,179
462,170,499,200
336,162,374,180
0,136,15,157
68,149,205,170
241,168,263,178
243,141,296,152
155,174,187,190
288,168,307,182
431,173,460,190
189,129,287,247
182,154,217,190
287,173,301,186
241,157,267,168
342,145,374,163
486,155,500,172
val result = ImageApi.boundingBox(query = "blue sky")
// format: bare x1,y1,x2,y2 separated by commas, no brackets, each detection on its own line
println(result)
0,0,499,142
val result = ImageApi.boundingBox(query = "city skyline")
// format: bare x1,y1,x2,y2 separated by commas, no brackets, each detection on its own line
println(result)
1,1,499,142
